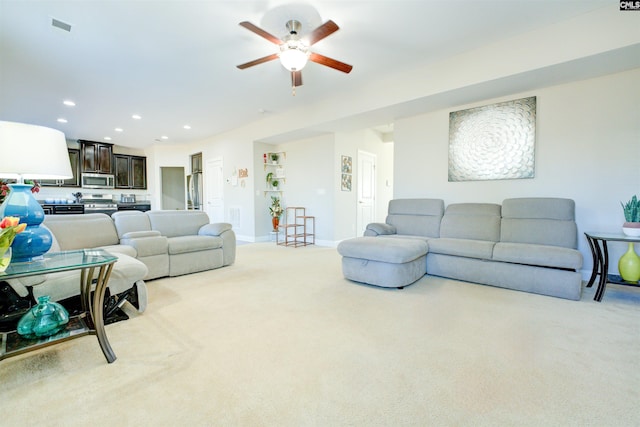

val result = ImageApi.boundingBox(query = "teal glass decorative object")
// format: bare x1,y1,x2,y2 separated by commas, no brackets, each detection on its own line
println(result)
17,295,69,338
618,243,640,283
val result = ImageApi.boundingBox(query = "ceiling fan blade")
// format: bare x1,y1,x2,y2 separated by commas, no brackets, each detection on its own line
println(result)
309,53,353,74
239,21,282,45
307,20,339,46
236,53,279,70
291,71,303,87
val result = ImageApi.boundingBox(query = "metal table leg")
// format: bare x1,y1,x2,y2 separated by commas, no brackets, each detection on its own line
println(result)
82,263,117,363
593,240,609,302
585,234,598,288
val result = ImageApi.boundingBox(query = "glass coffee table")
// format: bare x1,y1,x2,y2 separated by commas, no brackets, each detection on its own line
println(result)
0,249,119,363
584,232,640,302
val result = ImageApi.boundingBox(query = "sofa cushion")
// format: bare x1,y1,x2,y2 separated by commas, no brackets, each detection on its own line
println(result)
439,203,501,241
493,242,583,270
386,198,444,238
337,236,428,264
167,235,223,255
120,236,168,257
112,211,152,238
147,210,210,237
32,252,148,301
44,213,120,250
427,237,495,260
501,198,577,248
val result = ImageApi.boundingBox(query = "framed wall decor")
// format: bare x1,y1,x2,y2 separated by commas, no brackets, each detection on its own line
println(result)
341,155,353,191
448,96,536,182
342,155,352,174
341,173,352,191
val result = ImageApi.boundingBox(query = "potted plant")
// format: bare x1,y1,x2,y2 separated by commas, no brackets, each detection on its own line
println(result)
270,153,279,164
269,196,283,231
621,195,640,237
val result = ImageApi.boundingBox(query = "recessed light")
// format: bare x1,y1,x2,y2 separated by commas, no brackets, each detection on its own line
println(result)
160,136,169,140
115,128,123,132
57,118,68,123
183,125,191,130
132,114,142,120
104,136,112,141
63,100,76,107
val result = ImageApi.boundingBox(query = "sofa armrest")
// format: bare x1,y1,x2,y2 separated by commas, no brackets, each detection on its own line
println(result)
199,222,232,236
364,223,397,237
121,234,168,257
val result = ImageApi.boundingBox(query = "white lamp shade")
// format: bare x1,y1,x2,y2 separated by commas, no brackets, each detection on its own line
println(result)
0,121,73,180
279,47,309,71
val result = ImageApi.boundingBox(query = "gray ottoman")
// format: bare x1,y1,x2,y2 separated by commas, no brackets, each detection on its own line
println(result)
337,237,428,288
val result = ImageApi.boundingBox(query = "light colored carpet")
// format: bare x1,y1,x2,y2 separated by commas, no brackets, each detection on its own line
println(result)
0,242,639,426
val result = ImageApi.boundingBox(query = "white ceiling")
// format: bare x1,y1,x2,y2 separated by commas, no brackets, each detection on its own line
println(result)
0,0,630,149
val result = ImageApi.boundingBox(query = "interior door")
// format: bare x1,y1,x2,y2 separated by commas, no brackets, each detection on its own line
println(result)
205,157,224,223
356,150,376,236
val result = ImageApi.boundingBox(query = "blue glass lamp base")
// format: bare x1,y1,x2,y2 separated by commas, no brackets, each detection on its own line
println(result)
0,183,53,262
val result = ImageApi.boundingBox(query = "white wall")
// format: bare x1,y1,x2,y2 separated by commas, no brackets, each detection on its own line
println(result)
334,129,394,242
274,135,335,244
394,68,640,277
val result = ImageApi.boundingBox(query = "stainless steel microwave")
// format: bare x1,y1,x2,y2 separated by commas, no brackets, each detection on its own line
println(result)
81,173,115,189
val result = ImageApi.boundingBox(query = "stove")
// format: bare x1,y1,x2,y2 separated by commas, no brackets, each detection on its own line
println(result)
82,194,118,216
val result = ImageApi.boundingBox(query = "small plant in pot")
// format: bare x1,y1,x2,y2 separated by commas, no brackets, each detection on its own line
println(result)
270,153,279,164
269,196,283,232
621,195,640,237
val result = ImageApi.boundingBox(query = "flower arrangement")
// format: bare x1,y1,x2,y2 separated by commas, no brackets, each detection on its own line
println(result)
269,196,283,218
0,216,26,250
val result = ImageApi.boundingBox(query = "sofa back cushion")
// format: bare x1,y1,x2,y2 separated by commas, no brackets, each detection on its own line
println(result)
146,210,210,237
440,203,502,242
112,211,152,238
44,213,120,250
501,198,577,248
386,199,444,238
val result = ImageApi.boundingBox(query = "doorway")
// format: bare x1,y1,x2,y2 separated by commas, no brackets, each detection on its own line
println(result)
356,150,376,235
205,157,224,223
160,166,186,210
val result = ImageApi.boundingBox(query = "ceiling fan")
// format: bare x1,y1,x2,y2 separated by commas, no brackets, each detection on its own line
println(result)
237,19,353,93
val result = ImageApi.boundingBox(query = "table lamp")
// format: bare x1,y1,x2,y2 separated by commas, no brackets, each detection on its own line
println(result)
0,121,73,262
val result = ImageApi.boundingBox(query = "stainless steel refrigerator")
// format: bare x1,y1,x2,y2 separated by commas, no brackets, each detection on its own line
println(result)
187,173,203,210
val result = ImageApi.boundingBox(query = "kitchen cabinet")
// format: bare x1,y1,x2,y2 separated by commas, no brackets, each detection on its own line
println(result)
80,140,112,174
40,148,81,187
114,154,147,189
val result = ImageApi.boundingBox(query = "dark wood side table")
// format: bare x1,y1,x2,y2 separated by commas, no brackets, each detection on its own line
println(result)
0,249,119,363
584,232,640,302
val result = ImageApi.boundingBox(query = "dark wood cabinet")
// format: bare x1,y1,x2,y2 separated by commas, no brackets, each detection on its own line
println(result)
80,140,112,174
114,154,147,189
40,148,81,187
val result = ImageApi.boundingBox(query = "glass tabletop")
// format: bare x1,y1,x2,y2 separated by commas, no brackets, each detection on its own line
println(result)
585,232,640,243
0,249,118,279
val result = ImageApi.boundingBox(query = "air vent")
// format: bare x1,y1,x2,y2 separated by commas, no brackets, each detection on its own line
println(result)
51,18,72,32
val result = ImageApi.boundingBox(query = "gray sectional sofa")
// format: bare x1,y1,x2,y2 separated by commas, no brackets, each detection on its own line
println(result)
337,198,583,300
7,211,236,312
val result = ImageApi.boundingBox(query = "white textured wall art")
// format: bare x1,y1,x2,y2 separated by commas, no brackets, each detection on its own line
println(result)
448,96,536,182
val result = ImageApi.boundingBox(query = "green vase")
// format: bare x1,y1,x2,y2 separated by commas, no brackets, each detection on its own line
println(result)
17,295,69,338
618,243,640,283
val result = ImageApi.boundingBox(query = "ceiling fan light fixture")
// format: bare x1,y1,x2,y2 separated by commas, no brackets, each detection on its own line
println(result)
279,41,309,71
